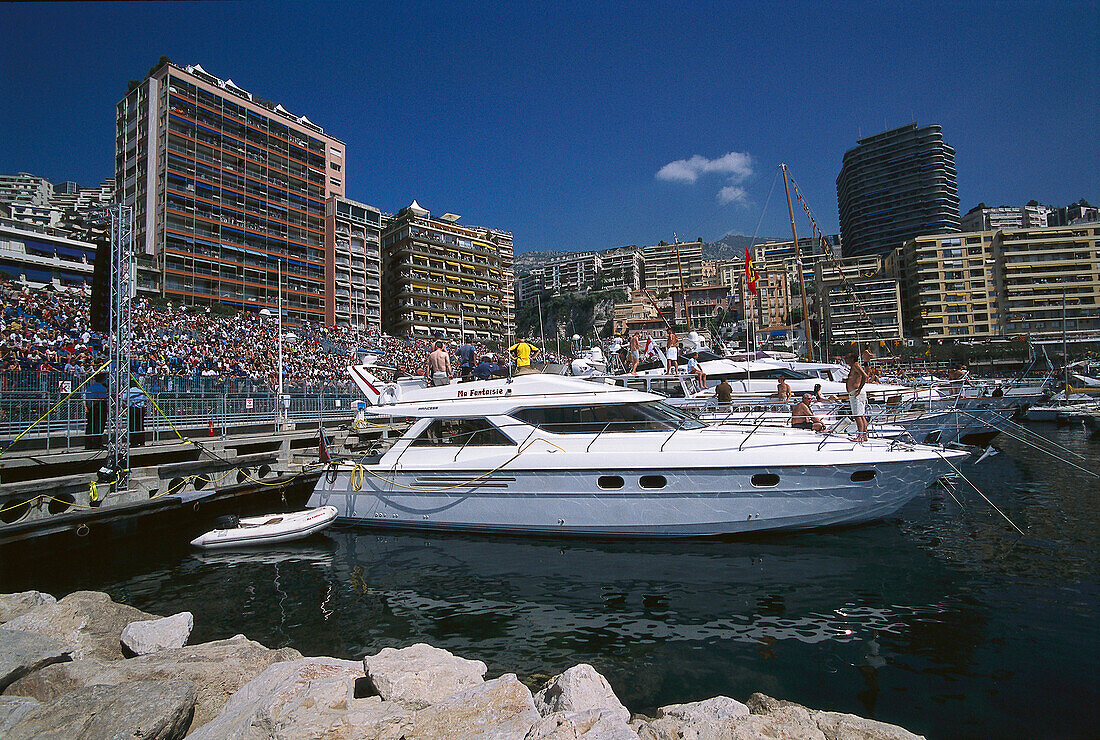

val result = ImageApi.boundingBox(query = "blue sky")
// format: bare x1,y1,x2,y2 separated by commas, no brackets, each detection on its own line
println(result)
2,1,1096,253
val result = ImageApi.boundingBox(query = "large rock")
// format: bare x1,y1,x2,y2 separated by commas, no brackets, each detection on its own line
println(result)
0,628,71,692
121,611,194,655
0,696,41,730
746,693,924,740
5,634,301,729
0,591,56,624
190,657,412,740
407,673,540,739
636,714,801,740
528,708,640,739
0,679,196,740
0,590,157,661
533,664,630,724
364,642,487,709
657,696,749,724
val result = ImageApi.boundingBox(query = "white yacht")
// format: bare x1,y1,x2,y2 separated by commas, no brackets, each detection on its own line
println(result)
307,368,967,537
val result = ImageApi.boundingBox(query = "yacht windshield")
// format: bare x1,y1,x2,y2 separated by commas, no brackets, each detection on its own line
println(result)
511,401,706,433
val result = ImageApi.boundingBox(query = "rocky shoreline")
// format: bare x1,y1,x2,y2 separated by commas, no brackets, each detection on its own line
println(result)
0,590,924,739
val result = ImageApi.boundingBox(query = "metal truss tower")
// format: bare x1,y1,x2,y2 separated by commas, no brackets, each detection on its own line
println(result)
106,205,134,491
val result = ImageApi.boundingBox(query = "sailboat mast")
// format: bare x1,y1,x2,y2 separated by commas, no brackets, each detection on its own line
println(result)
782,164,814,361
672,235,689,331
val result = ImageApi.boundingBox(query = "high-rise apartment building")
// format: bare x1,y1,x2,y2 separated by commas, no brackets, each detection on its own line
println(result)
814,256,904,343
538,245,644,296
325,196,382,332
992,225,1100,340
381,201,514,342
597,246,645,292
643,239,703,294
545,251,600,294
1048,201,1100,227
0,173,54,208
515,269,545,308
961,204,1051,232
0,218,97,291
836,123,960,258
898,231,999,339
115,62,346,325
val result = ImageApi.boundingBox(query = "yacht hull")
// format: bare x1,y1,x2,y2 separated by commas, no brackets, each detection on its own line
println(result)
308,459,951,537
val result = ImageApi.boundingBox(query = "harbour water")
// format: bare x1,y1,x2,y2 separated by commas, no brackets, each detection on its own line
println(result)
2,425,1096,738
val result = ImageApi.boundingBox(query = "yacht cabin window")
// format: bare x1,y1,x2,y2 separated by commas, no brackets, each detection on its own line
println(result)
511,402,705,434
410,418,515,447
719,368,812,381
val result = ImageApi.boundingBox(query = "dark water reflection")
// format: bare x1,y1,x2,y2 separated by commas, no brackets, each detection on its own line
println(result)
2,426,1097,738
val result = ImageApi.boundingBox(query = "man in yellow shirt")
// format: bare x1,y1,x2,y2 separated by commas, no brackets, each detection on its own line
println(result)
508,337,540,375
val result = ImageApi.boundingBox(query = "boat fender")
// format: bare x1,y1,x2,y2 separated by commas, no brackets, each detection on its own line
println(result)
379,383,401,405
214,514,240,530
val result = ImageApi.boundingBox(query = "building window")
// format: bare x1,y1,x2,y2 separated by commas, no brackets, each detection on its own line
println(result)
331,162,341,172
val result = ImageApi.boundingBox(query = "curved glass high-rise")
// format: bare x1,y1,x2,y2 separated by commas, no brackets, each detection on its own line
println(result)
836,123,961,258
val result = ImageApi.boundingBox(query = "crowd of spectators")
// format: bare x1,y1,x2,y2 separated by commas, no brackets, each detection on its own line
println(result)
0,281,567,395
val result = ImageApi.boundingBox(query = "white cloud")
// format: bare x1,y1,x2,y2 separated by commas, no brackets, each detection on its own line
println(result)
717,185,749,205
656,151,753,184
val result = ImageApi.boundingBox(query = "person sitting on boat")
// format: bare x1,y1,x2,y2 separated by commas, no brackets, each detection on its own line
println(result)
426,341,452,386
774,377,792,402
471,354,501,381
685,351,706,387
812,383,837,403
715,378,733,404
508,336,540,375
791,393,825,432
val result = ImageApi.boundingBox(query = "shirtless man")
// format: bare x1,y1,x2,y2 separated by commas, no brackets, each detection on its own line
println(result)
665,328,679,373
775,377,792,402
845,352,869,442
791,393,825,432
629,332,641,374
426,341,452,386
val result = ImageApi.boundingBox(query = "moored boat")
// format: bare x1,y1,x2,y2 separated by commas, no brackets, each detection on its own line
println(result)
190,506,338,549
309,368,967,537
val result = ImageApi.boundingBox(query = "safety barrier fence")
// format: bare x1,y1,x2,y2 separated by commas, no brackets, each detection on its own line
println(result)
0,370,365,450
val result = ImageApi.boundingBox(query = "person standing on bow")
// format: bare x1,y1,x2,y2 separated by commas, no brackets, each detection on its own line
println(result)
457,340,477,382
508,336,540,375
665,328,679,373
426,341,452,386
846,352,870,442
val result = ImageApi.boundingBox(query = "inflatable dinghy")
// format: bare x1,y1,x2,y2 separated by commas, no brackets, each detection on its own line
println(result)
190,506,338,549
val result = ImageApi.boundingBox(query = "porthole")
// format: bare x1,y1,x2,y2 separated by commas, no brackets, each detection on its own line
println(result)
167,477,187,495
850,470,876,482
0,497,32,523
48,494,75,515
640,475,667,489
751,473,780,488
257,464,272,479
193,475,209,490
237,468,251,484
598,475,624,489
